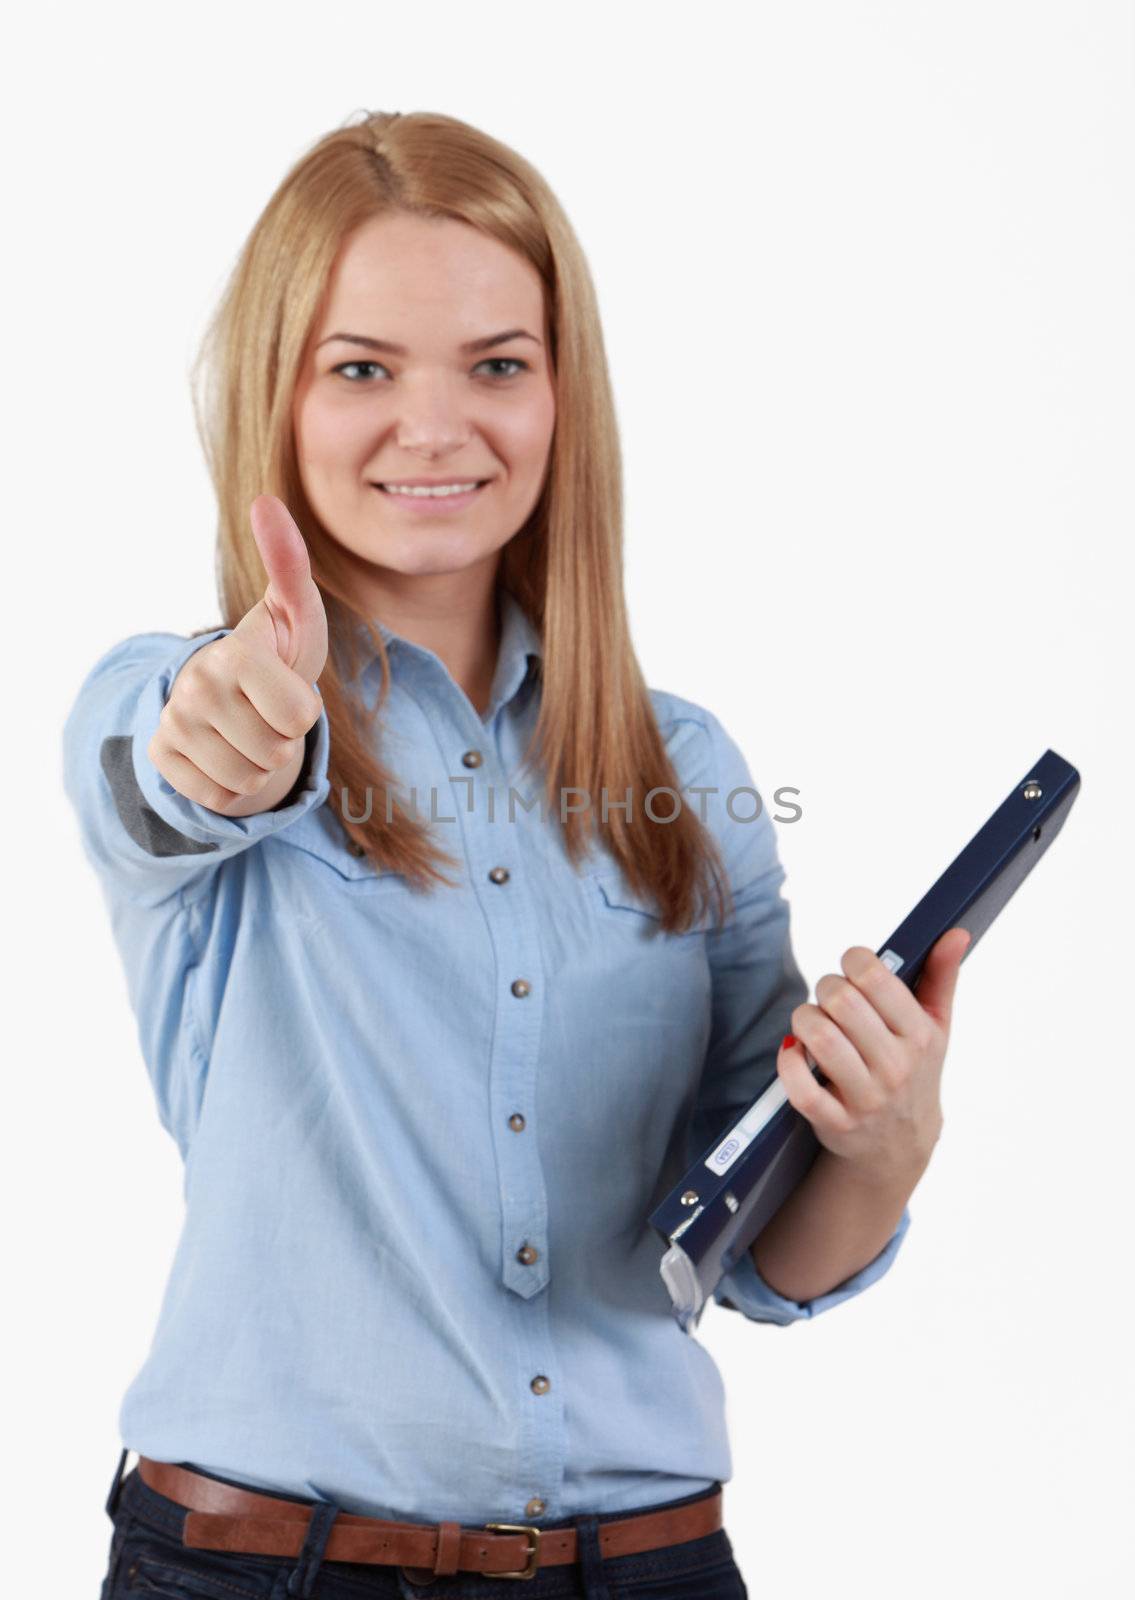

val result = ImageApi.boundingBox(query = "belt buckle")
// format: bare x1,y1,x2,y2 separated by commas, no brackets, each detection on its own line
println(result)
483,1521,541,1579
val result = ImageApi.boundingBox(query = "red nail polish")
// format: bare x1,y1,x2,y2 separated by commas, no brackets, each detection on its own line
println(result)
782,1033,797,1050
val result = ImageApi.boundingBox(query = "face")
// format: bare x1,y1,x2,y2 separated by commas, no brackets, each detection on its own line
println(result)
292,212,556,600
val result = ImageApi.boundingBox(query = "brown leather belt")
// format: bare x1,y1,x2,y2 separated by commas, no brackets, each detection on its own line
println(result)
137,1456,724,1582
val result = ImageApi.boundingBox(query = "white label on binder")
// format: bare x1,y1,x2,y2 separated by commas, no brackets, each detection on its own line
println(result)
704,1079,789,1175
879,948,904,973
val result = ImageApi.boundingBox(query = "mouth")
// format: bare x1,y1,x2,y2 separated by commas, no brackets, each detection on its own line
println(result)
373,479,492,512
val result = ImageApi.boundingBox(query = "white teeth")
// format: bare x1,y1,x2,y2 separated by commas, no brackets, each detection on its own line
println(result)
381,481,481,498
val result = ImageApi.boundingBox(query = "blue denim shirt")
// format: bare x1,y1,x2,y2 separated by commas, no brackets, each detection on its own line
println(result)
62,588,909,1525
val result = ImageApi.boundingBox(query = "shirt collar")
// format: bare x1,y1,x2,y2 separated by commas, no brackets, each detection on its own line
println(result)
343,587,543,716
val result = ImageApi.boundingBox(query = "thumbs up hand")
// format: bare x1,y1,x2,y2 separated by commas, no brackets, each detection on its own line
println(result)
147,496,328,817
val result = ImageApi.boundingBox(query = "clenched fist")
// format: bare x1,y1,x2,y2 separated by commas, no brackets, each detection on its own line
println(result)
147,495,328,817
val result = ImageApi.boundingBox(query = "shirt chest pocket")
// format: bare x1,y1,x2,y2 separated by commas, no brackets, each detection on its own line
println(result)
584,867,713,1035
591,868,712,939
265,806,409,898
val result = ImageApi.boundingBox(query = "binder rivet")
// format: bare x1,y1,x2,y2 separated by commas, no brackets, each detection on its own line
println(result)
1023,781,1043,800
680,1189,700,1206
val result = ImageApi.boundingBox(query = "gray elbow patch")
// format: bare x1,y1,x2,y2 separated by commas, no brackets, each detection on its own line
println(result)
100,735,219,858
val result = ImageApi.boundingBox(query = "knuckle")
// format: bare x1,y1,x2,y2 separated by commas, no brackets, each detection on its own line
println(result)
173,668,209,714
821,978,854,1019
271,701,307,741
814,1018,842,1055
797,1087,822,1121
859,959,890,996
272,734,304,767
904,1023,927,1057
211,633,243,667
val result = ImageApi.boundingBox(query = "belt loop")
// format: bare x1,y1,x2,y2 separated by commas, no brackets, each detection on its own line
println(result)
105,1446,131,1520
285,1497,340,1598
571,1512,612,1600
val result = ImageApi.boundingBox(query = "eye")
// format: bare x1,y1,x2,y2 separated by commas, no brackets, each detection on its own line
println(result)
332,361,388,382
474,357,529,378
330,357,530,383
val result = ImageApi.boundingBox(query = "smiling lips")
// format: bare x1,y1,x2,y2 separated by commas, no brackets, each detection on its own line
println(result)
373,480,490,510
379,480,484,497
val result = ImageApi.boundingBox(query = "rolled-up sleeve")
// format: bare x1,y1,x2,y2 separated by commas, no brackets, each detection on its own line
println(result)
715,1205,911,1325
62,627,333,1155
691,709,910,1326
62,627,331,908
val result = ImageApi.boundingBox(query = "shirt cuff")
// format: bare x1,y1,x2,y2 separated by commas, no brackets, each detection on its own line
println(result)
130,627,331,847
713,1205,911,1326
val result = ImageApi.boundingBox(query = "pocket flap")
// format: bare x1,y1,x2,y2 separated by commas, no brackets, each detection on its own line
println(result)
592,868,712,933
269,804,402,885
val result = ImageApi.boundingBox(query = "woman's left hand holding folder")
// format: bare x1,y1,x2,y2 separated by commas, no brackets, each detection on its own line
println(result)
778,928,972,1189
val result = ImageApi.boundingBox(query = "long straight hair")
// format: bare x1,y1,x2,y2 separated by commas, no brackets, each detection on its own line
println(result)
189,108,732,935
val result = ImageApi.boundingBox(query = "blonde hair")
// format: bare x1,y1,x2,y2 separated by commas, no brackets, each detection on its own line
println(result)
189,108,732,935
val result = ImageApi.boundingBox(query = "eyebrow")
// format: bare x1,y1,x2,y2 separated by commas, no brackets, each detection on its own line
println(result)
315,328,542,355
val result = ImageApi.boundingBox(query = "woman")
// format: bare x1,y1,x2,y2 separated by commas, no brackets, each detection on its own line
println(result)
65,109,968,1599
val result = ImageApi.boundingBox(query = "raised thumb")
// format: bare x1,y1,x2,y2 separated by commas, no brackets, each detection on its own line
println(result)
245,493,328,685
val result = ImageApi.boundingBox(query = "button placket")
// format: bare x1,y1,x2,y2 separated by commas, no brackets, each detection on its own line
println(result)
450,740,550,1303
440,719,565,1520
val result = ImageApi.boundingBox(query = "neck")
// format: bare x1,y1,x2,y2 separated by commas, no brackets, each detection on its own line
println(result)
361,566,504,715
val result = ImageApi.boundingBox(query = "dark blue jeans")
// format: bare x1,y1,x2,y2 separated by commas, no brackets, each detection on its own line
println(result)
97,1449,749,1599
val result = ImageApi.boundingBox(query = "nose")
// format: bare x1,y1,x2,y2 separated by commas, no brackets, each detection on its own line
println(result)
389,375,479,456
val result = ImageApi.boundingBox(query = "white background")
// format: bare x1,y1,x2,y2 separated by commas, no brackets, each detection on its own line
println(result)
6,2,1131,1594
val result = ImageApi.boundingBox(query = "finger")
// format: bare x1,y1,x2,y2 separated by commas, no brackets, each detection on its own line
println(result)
151,744,255,813
789,1002,881,1117
232,641,323,739
250,494,316,616
840,946,928,1038
208,687,308,774
778,1034,855,1137
814,970,905,1091
913,927,971,1029
160,715,279,798
248,496,326,673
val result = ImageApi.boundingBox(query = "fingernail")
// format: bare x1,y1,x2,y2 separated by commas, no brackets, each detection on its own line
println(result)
782,1033,797,1050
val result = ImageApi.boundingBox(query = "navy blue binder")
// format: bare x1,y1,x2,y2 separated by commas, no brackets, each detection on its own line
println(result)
650,748,1081,1332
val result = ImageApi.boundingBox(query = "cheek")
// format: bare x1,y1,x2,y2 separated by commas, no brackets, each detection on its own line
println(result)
295,396,367,469
500,398,556,476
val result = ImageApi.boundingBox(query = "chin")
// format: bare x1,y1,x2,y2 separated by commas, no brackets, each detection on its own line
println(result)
370,542,493,579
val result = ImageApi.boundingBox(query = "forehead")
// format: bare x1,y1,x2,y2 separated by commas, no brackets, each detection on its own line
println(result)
318,213,545,335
